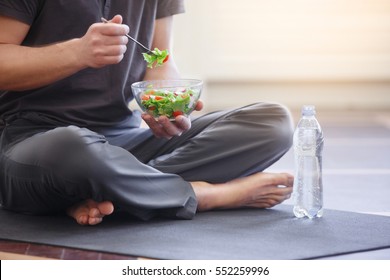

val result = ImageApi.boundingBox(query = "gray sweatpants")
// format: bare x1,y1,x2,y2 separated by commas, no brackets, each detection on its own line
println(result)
0,103,293,220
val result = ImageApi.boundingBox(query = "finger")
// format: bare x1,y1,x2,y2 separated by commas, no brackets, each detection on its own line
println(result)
142,114,163,137
142,114,171,139
99,45,127,56
100,23,129,36
158,116,184,137
95,54,124,66
109,14,123,24
103,35,129,46
90,46,127,62
174,115,191,131
195,100,204,111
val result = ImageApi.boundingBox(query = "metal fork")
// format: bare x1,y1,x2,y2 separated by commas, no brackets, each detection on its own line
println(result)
101,17,152,53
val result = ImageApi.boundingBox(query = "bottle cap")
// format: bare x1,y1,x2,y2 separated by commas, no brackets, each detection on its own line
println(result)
302,105,316,116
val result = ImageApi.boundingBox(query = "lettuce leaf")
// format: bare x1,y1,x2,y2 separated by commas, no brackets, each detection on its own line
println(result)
142,48,169,68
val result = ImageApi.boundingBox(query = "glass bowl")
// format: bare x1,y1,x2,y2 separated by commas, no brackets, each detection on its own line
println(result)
131,79,203,120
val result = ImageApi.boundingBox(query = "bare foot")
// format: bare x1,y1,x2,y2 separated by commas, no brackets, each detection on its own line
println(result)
191,172,293,211
66,199,114,225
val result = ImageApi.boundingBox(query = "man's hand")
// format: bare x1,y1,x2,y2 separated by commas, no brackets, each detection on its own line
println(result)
78,15,129,68
142,100,204,139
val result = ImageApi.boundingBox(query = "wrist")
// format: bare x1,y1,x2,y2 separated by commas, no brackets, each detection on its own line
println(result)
59,38,88,70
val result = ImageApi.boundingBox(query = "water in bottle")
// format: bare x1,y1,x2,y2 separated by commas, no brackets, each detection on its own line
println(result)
293,105,324,219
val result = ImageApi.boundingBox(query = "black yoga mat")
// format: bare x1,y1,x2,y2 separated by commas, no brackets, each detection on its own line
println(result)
0,204,389,260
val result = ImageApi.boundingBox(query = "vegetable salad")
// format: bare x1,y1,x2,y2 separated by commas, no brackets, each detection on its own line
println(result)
140,88,196,119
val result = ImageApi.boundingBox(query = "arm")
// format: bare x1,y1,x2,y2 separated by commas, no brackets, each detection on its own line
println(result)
0,15,129,91
142,16,180,81
141,16,203,139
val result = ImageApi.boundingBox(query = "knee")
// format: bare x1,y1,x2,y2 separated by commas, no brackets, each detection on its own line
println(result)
38,126,87,164
8,126,89,169
232,102,294,152
269,104,294,151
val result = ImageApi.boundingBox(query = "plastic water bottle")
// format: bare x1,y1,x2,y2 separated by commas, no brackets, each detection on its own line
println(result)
293,105,324,219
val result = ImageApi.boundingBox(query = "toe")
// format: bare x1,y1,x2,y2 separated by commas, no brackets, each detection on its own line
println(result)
77,215,89,225
98,201,114,215
89,208,101,218
88,217,103,226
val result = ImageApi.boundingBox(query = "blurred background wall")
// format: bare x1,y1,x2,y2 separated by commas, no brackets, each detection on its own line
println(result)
172,0,390,113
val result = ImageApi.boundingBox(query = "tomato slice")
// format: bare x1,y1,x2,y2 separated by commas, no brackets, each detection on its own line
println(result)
163,55,169,63
146,90,155,95
173,111,183,117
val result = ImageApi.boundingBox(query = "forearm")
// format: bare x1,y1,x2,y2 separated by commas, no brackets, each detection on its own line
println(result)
0,15,129,92
0,40,85,91
142,16,181,81
143,58,181,81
